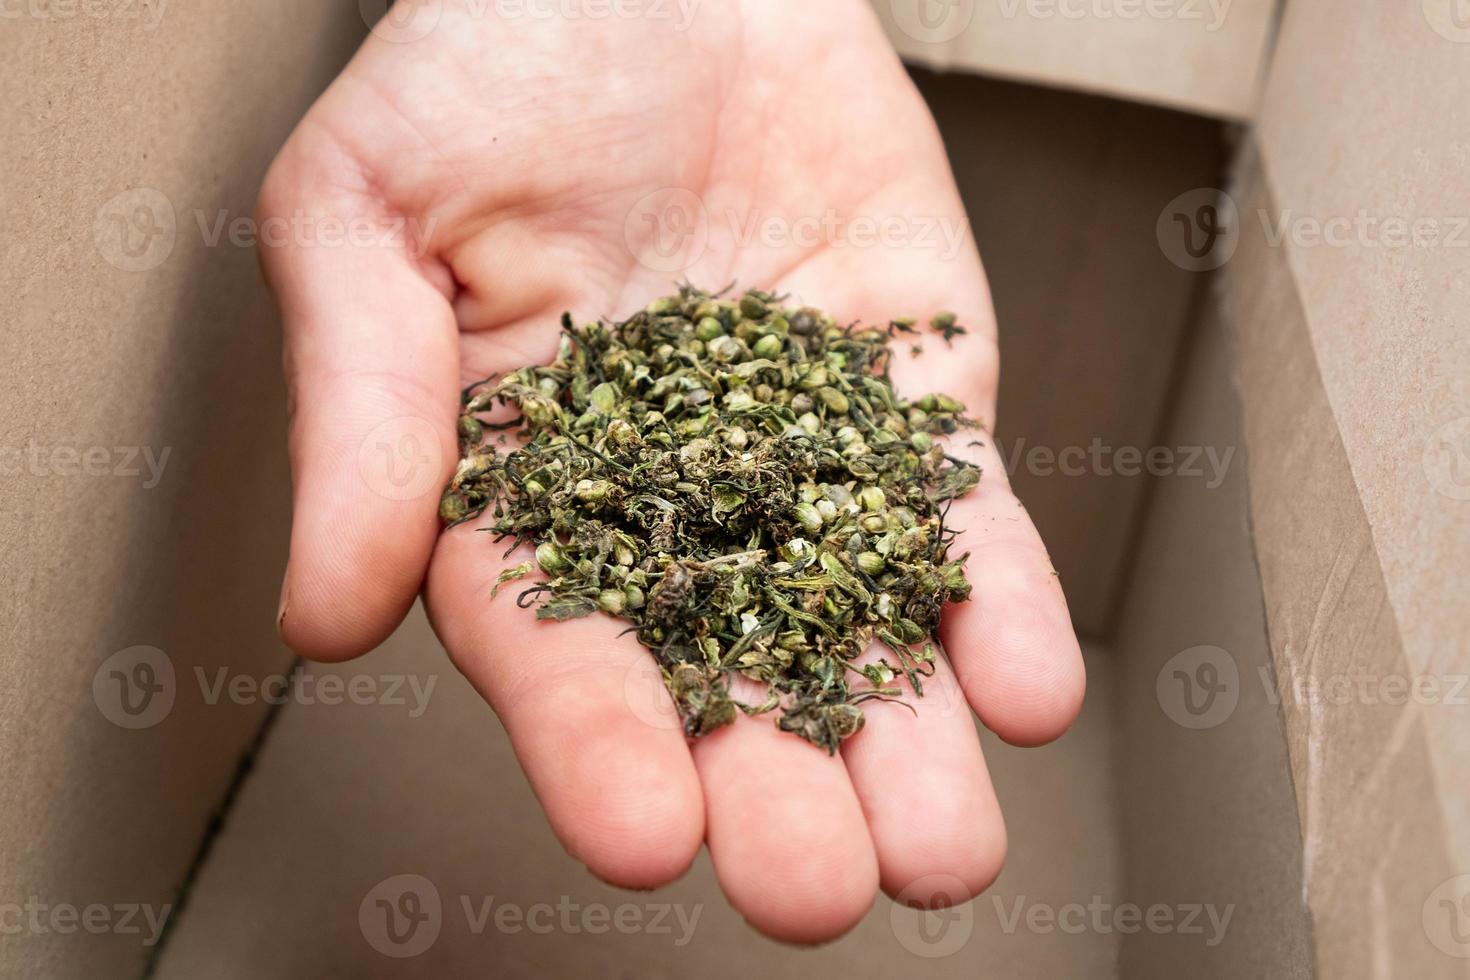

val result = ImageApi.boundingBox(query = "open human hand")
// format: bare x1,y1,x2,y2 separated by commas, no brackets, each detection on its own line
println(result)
259,0,1085,943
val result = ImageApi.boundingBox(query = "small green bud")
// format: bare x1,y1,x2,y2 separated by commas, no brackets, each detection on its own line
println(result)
752,334,784,359
817,387,849,414
856,551,886,575
588,382,619,414
535,542,569,574
574,478,616,503
822,483,854,507
739,293,768,319
458,416,484,444
439,491,470,524
792,502,824,533
606,418,639,449
598,589,627,614
722,389,755,411
858,486,886,512
695,316,725,341
708,335,746,363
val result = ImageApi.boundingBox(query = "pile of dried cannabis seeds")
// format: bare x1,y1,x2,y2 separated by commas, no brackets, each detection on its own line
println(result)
439,286,980,752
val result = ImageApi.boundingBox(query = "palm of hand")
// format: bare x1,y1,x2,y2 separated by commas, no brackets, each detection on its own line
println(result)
261,0,1083,943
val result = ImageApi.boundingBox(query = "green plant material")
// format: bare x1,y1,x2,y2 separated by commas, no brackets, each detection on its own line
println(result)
930,311,968,344
439,285,981,753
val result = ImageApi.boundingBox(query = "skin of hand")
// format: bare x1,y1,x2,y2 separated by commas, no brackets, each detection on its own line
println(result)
258,0,1085,944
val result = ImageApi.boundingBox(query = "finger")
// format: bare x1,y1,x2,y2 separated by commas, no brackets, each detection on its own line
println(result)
840,648,1006,904
692,697,879,944
424,516,705,890
889,334,1087,746
792,266,1085,746
939,440,1087,745
258,136,460,661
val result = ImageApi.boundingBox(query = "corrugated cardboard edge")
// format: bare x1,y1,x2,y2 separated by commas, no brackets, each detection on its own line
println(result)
1226,144,1466,979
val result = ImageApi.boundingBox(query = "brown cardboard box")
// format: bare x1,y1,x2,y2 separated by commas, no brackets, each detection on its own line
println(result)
3,2,1466,977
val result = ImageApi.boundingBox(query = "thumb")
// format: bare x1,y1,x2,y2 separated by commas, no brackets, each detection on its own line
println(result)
258,140,458,661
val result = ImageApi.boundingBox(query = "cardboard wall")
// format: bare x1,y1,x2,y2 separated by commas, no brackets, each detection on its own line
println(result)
1252,0,1470,884
1113,282,1315,978
1224,151,1462,979
869,0,1280,119
0,5,366,977
1221,1,1470,973
913,69,1226,636
147,609,1124,978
